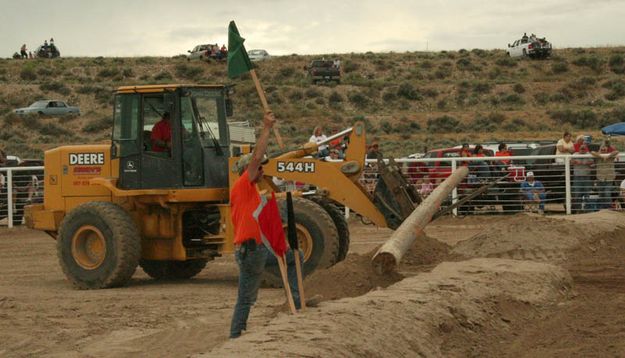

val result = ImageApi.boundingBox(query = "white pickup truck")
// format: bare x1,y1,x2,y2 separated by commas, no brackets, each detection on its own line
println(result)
507,34,552,59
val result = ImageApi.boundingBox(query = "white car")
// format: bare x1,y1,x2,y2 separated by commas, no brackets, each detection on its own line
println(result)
247,49,270,62
506,34,552,59
187,44,211,61
14,100,80,116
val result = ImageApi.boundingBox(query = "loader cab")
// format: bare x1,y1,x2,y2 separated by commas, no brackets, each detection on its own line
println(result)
111,85,232,190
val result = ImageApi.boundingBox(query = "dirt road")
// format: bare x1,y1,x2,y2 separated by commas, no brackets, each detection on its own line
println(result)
1,212,624,357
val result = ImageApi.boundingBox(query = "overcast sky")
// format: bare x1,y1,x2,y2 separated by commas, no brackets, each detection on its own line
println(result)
1,0,624,57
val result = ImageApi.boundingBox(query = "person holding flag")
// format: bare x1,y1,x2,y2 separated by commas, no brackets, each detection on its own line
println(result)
229,111,306,339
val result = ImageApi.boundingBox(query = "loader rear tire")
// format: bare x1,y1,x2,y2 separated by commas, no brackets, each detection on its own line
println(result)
58,202,141,289
140,259,209,280
308,196,350,262
262,197,339,287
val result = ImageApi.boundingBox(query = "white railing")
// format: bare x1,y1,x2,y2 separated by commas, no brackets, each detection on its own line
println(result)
0,166,44,228
358,153,625,217
2,153,624,228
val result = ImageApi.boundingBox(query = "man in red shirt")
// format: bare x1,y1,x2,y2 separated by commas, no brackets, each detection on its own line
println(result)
495,143,513,166
151,112,172,152
229,111,306,339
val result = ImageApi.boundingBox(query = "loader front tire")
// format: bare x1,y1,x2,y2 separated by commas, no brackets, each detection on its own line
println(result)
58,202,141,289
263,197,339,287
309,196,350,262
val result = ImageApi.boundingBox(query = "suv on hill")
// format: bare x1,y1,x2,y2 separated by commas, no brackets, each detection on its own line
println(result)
507,34,552,59
306,59,341,84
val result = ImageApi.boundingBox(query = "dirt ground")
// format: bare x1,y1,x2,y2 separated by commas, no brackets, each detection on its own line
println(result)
1,211,625,357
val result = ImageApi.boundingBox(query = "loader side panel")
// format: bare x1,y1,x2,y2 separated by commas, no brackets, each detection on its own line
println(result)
45,144,115,214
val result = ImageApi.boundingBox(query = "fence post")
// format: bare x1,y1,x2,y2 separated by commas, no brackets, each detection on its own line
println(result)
451,159,458,216
7,169,13,228
564,156,572,215
344,206,350,220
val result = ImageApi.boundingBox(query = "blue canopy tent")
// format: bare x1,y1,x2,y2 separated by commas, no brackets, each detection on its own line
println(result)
601,122,625,136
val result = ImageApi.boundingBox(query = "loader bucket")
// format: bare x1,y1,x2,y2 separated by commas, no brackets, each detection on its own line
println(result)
371,155,422,230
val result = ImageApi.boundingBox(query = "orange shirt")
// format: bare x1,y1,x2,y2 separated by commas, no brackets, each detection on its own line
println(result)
495,150,512,165
230,171,262,245
151,119,171,152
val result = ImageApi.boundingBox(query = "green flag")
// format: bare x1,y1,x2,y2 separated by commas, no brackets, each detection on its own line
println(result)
227,21,253,78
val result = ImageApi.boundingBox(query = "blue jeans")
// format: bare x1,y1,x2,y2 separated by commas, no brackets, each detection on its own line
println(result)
229,243,303,338
523,191,546,210
572,175,593,212
596,180,615,209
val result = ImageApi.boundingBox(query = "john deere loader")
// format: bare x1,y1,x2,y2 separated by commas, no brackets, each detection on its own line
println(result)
25,84,419,289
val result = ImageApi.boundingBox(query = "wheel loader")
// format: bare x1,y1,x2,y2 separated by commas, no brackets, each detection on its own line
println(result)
24,84,420,289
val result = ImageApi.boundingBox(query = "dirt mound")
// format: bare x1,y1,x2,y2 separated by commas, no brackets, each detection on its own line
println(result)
304,253,403,301
401,234,465,270
203,259,572,357
452,212,625,262
303,234,456,302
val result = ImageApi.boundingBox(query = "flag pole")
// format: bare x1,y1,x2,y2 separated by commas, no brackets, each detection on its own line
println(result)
287,192,306,310
249,69,285,149
277,255,297,314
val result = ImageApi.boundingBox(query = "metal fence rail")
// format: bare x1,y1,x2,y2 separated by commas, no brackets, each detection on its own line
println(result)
2,153,624,227
0,166,44,228
361,153,625,217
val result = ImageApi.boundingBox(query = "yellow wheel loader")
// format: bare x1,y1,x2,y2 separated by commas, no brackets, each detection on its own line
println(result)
25,84,420,289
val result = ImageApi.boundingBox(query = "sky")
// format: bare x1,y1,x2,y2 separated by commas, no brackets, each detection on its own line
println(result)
1,0,624,57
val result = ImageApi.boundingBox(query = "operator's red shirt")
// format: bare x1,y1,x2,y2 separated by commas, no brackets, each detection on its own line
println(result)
151,119,171,152
230,170,262,245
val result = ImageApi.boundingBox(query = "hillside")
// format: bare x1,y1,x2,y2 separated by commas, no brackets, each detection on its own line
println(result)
1,47,625,158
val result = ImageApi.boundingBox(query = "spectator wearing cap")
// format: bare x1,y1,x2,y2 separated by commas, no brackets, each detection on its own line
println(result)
521,172,546,214
571,144,594,213
591,143,619,209
229,111,307,339
573,135,586,153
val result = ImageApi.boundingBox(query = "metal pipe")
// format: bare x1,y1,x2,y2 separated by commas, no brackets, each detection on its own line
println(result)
7,169,13,228
565,157,572,215
371,166,469,274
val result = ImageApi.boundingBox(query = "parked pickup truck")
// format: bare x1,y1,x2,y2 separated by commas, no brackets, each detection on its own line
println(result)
507,34,552,59
306,59,341,84
406,146,526,213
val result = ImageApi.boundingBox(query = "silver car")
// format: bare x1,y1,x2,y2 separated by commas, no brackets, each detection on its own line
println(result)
247,49,270,62
14,100,80,116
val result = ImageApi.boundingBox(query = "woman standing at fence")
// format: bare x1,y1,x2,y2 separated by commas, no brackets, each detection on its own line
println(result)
556,131,575,164
571,144,594,213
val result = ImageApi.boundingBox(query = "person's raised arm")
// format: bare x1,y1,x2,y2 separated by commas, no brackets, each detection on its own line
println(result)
247,111,276,180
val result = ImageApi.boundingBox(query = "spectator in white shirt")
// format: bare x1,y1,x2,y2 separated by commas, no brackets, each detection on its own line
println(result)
309,126,329,158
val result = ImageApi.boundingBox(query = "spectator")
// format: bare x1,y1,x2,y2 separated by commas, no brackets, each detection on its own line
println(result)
20,44,27,59
309,126,329,158
460,143,472,157
325,149,341,161
471,145,491,180
573,135,585,153
591,143,619,209
521,172,546,214
366,140,381,160
0,146,7,167
571,144,594,213
495,143,512,167
221,44,228,55
419,175,434,198
151,112,172,153
28,51,33,59
555,131,575,164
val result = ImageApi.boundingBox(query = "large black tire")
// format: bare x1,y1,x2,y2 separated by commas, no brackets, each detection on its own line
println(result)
57,202,141,289
308,196,350,262
140,259,208,280
263,197,339,287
